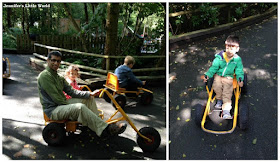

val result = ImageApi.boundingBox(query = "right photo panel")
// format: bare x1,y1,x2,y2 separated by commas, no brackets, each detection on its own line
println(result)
169,3,277,160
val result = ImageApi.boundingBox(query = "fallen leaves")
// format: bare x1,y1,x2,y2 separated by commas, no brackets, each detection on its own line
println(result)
252,138,257,145
48,153,56,159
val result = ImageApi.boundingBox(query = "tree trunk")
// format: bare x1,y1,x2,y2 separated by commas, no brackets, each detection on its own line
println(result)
21,7,25,34
7,8,12,29
63,3,88,52
84,3,89,24
90,3,99,38
26,8,30,36
104,3,120,70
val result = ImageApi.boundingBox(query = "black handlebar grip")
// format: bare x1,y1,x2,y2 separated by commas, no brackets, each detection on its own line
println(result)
204,75,208,85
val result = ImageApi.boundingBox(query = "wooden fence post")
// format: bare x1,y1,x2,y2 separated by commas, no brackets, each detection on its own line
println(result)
106,58,110,72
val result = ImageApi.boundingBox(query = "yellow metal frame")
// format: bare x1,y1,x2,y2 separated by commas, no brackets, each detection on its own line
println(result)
2,57,11,79
43,87,153,142
104,72,153,97
201,76,241,134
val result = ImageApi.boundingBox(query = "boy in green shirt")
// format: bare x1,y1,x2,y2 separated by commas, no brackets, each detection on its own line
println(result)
203,35,244,119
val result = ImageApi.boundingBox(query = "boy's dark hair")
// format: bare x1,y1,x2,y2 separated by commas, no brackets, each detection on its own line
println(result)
226,35,240,44
47,51,62,59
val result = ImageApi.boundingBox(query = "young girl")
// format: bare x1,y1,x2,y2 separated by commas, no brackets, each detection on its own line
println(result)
64,65,81,99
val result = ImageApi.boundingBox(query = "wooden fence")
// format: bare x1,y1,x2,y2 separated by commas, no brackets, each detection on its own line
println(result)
33,43,165,80
17,34,106,54
17,34,162,55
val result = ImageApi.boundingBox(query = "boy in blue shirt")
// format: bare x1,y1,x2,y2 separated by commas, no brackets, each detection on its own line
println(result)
114,56,146,94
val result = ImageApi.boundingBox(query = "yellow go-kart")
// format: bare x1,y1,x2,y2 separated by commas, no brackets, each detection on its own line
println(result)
102,72,154,108
2,57,11,79
42,86,161,152
195,74,248,134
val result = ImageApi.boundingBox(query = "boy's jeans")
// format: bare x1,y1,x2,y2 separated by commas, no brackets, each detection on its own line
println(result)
50,96,108,136
212,74,233,111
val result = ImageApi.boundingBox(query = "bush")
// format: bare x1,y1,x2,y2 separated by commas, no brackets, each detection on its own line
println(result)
3,32,17,48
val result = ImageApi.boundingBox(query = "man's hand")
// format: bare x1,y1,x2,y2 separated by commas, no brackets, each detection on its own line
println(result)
203,75,208,83
90,89,102,97
238,81,244,87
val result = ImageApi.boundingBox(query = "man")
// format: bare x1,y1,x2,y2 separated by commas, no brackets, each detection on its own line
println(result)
38,51,126,137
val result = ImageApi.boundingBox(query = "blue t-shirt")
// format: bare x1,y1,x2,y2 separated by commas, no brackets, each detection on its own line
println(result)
114,65,143,87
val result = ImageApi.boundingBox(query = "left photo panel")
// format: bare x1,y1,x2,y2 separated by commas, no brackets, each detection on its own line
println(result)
2,2,166,160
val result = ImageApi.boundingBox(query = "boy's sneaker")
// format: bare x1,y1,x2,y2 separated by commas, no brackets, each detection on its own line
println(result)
215,100,223,109
222,110,232,119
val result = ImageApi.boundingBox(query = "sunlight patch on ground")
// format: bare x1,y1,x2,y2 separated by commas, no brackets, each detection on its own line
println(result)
244,67,275,87
263,53,277,58
179,107,192,121
174,52,187,64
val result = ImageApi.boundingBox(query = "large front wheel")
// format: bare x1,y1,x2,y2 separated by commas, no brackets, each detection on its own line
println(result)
136,127,161,152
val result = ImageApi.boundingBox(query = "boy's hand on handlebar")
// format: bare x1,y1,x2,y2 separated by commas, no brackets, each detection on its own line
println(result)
203,75,209,83
142,81,146,85
238,81,244,87
90,89,102,97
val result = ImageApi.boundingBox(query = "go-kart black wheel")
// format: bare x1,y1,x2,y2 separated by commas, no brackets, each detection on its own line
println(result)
194,104,206,127
112,94,126,109
140,92,153,105
238,102,249,130
103,88,113,103
136,127,161,152
241,73,248,94
42,123,66,146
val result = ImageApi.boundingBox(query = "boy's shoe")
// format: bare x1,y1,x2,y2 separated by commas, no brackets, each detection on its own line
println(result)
215,100,223,109
222,110,232,119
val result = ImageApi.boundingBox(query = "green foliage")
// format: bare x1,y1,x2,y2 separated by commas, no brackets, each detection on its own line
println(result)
235,3,248,19
3,27,23,48
3,33,17,48
170,3,276,35
84,3,107,36
199,3,219,26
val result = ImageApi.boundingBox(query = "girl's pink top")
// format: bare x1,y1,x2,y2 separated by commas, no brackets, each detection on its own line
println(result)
64,77,80,99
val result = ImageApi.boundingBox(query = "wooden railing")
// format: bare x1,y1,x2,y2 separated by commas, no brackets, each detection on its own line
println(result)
33,43,165,80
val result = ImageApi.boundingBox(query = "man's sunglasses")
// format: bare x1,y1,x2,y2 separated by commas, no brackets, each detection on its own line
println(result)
50,59,61,63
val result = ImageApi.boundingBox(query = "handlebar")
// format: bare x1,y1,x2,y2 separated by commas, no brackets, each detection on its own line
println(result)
204,75,208,83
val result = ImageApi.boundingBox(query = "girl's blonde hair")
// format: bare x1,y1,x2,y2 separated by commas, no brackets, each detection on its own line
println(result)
65,65,80,78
